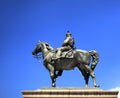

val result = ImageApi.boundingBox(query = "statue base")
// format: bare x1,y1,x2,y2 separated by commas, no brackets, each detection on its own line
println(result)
22,87,118,98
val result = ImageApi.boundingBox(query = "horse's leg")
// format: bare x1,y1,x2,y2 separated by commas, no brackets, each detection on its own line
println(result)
84,65,97,87
51,72,56,87
47,64,56,87
55,70,63,78
51,70,63,87
84,73,89,88
77,64,89,88
50,72,56,87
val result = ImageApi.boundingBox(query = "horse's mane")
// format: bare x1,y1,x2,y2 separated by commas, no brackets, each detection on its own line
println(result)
42,42,54,51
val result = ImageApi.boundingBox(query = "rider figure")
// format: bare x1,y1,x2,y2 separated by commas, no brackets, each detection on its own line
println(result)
55,31,75,59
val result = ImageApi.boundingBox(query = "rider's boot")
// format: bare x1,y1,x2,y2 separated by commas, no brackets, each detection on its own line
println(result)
50,50,61,64
52,50,61,61
55,50,61,59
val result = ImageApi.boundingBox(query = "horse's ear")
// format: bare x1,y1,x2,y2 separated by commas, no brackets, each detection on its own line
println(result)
40,43,43,48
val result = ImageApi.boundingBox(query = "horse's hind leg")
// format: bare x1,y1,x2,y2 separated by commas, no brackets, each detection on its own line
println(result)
77,65,89,88
85,73,89,88
84,65,97,87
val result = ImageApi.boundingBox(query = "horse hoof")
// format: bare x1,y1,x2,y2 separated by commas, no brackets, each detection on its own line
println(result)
52,84,56,87
94,85,100,88
85,85,88,88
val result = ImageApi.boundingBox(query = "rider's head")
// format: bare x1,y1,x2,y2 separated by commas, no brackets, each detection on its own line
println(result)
66,31,72,37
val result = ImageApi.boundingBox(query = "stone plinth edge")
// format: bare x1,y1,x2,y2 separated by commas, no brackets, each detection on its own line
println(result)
22,87,119,98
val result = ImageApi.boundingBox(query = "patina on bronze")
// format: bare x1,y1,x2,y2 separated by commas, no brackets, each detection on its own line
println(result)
32,31,99,87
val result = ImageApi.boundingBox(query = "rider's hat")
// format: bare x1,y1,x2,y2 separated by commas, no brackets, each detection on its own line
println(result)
66,31,72,36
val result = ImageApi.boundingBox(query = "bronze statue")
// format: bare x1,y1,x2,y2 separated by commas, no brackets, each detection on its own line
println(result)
32,32,99,87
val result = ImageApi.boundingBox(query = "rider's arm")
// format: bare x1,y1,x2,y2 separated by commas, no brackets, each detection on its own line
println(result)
62,37,70,46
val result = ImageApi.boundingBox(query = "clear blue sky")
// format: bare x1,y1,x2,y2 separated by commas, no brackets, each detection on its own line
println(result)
1,0,120,98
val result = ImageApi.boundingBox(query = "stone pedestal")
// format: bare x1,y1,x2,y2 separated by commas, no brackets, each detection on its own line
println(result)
22,87,118,98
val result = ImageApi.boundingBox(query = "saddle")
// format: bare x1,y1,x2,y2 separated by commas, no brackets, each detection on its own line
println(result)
53,49,74,60
61,50,74,58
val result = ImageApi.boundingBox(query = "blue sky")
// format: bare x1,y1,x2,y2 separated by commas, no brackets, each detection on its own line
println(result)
0,0,120,98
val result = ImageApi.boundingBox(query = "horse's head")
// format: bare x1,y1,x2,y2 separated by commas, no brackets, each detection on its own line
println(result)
32,42,42,56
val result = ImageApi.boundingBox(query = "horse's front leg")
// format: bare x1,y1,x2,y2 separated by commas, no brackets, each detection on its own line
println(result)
47,64,56,87
50,72,56,87
55,70,63,78
51,71,56,87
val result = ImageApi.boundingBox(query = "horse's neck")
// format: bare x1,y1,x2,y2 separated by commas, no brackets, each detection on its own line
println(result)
41,43,49,58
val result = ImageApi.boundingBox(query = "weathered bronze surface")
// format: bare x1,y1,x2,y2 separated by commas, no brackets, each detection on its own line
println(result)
32,31,99,87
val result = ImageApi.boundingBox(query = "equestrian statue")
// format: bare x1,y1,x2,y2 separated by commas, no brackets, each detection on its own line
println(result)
32,31,99,87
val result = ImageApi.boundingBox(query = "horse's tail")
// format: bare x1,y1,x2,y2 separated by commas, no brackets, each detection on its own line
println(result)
89,50,99,70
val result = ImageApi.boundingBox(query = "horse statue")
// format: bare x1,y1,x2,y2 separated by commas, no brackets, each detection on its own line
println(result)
32,42,99,87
